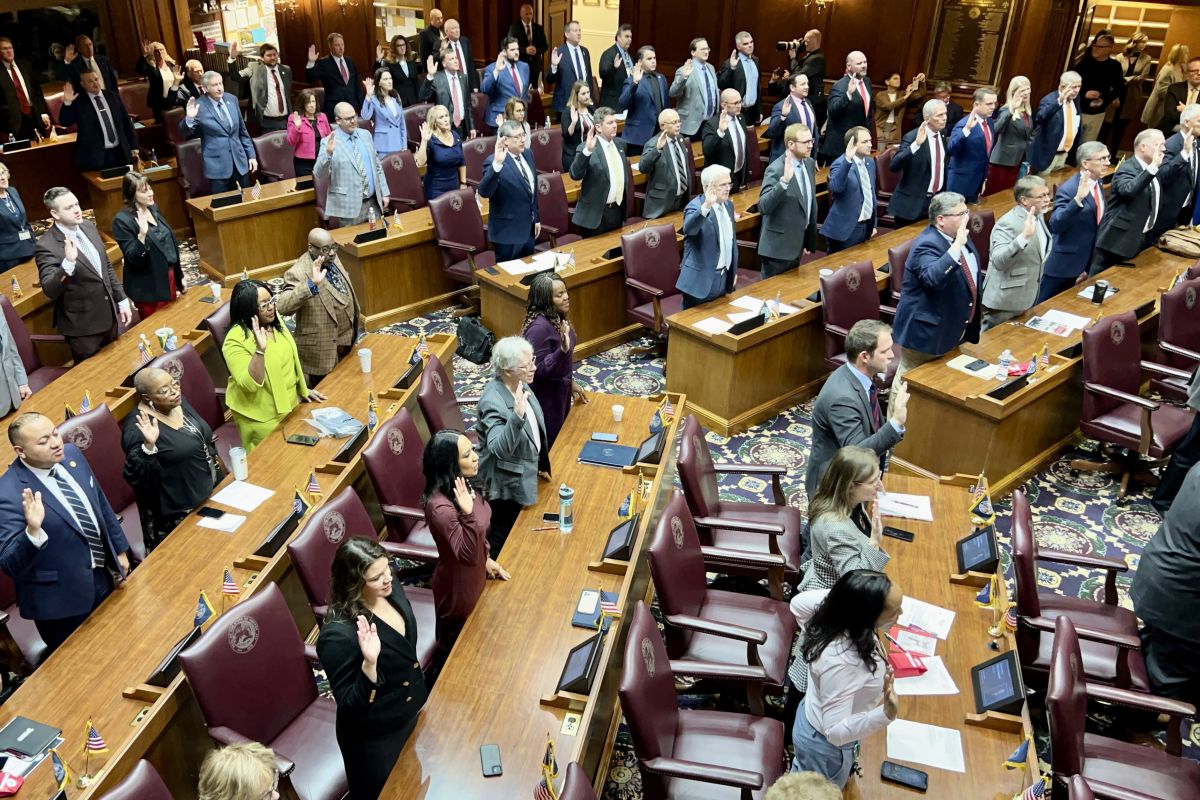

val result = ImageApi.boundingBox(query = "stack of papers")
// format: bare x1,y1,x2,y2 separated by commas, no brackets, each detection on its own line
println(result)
886,719,965,772
893,656,959,695
306,407,361,438
497,249,574,276
197,513,247,533
729,295,801,315
695,317,733,335
877,492,933,521
898,596,956,639
211,481,275,512
1026,308,1092,336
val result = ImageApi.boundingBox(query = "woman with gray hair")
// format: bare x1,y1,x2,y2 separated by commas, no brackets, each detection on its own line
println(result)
475,335,549,555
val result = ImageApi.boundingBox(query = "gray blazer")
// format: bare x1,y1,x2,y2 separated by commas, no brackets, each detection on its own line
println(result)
989,107,1033,167
568,138,627,230
982,205,1049,313
639,134,691,219
313,128,391,220
806,364,904,498
757,154,818,263
230,61,294,122
476,377,549,506
1131,460,1200,642
670,61,719,137
0,313,28,417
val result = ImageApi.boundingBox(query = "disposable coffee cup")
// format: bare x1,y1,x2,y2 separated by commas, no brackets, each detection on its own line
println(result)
819,269,833,278
612,404,624,422
358,348,372,373
209,282,222,301
155,327,174,350
1091,281,1109,304
229,447,248,481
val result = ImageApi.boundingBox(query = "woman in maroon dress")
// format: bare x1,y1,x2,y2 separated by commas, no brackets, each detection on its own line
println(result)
422,429,510,649
521,274,587,450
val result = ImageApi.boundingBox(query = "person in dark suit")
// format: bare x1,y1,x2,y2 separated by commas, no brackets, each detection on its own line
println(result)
226,41,293,131
806,320,907,498
765,72,819,162
481,38,531,128
0,412,131,654
419,7,445,66
946,86,997,202
0,163,34,271
820,51,872,166
890,191,981,385
987,76,1034,195
59,71,137,172
376,36,421,108
1038,140,1110,302
822,126,877,253
112,171,184,320
1157,58,1200,135
1157,103,1200,237
64,35,119,93
758,122,818,278
508,4,548,75
305,33,364,121
788,30,827,126
546,21,593,113
1028,70,1082,175
701,89,750,193
569,107,627,237
316,537,428,800
0,37,50,141
477,121,540,261
719,31,762,126
560,81,594,172
677,164,738,308
441,19,478,94
618,46,668,151
522,274,586,450
598,24,633,111
639,109,692,219
930,83,964,132
180,71,258,193
888,99,949,227
421,49,474,141
175,59,205,108
34,187,132,362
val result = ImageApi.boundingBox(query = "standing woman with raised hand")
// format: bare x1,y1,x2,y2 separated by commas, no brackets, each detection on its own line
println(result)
361,67,408,158
0,162,34,272
136,39,181,123
988,75,1034,195
415,104,466,200
287,89,332,178
112,171,184,320
560,81,594,171
521,273,587,449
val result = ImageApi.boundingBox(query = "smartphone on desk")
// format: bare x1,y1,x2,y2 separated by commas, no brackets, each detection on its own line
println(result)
591,432,618,443
197,506,225,519
480,743,502,777
882,526,914,542
286,433,320,446
542,512,560,524
881,761,927,791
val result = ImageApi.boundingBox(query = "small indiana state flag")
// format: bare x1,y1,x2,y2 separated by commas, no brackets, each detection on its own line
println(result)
649,408,664,434
84,720,107,753
9,276,21,297
50,748,71,788
194,589,216,627
306,471,322,501
1025,353,1037,376
1003,735,1031,769
1015,775,1047,800
293,489,312,517
969,473,996,527
63,402,76,420
974,577,993,608
617,491,632,520
409,345,423,366
367,391,379,434
222,568,240,596
79,390,92,413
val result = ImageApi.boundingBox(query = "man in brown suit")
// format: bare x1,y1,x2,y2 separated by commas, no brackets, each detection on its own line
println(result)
275,228,361,386
34,187,132,362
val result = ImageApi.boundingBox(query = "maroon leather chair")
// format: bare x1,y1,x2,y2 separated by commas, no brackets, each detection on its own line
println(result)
416,354,478,445
253,130,296,182
530,126,564,174
534,171,582,250
968,208,996,275
58,405,146,560
0,296,67,393
1069,311,1192,499
286,486,439,670
145,342,240,471
45,91,66,129
1152,277,1200,402
381,150,427,213
428,188,496,285
178,583,347,800
743,124,764,187
356,115,375,136
677,415,804,584
470,90,489,135
886,238,913,303
204,302,232,351
874,145,900,228
175,140,211,199
527,93,546,127
648,491,795,712
361,408,438,564
313,168,340,230
819,260,899,385
558,762,597,800
619,601,784,800
98,759,174,800
1065,774,1159,800
462,135,496,187
0,570,46,674
164,106,188,147
1010,489,1148,691
1046,616,1198,799
622,157,645,224
403,103,431,152
621,223,683,337
119,82,152,121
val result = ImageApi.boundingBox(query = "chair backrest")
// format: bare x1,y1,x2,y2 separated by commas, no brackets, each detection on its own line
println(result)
968,208,996,274
356,115,374,135
0,295,42,375
620,223,681,313
1009,489,1042,619
59,405,136,513
119,82,152,121
362,407,427,538
1081,311,1141,420
428,188,487,269
887,238,913,302
647,492,709,655
204,302,232,351
618,602,679,773
404,103,431,152
535,171,571,242
527,93,546,128
744,123,763,183
530,126,563,174
676,414,721,519
1158,277,1200,371
287,487,378,618
875,145,900,196
178,583,317,746
144,342,224,434
311,87,325,113
381,150,427,211
623,157,640,218
1045,615,1088,779
470,90,489,133
313,167,339,229
820,260,880,362
418,354,469,434
252,130,296,182
97,759,174,800
164,106,188,146
558,762,597,800
175,140,211,199
45,91,65,127
1066,776,1095,800
462,135,496,187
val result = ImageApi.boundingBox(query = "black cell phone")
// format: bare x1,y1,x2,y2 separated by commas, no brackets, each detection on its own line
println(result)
881,760,927,791
542,512,560,523
286,434,320,446
197,506,225,519
591,432,618,442
484,265,500,275
882,526,914,542
200,295,219,304
480,743,502,777
965,358,989,371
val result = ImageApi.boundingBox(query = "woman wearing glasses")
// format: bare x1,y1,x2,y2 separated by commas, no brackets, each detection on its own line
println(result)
197,741,279,800
223,280,325,452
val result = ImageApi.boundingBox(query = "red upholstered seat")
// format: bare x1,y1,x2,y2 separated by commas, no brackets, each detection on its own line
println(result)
621,223,683,335
743,123,764,188
886,238,912,304
312,168,339,230
416,354,478,445
163,106,188,147
118,82,152,121
204,302,232,351
819,260,899,386
428,188,496,284
1,296,67,394
530,126,563,174
1152,276,1200,402
558,762,597,800
534,171,582,251
470,89,489,134
462,135,495,188
968,208,996,275
144,342,240,472
381,149,427,213
175,140,210,199
45,91,66,129
253,130,296,182
403,103,430,153
362,409,438,564
97,759,174,800
0,570,46,672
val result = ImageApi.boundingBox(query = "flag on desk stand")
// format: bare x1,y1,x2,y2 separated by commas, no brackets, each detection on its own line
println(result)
79,390,92,413
1025,352,1038,376
306,471,323,503
1003,736,1031,769
194,590,216,627
50,749,71,789
409,344,423,367
241,267,249,281
367,391,379,434
1040,343,1050,368
534,736,559,800
63,402,76,420
222,567,240,596
1004,603,1018,633
1014,775,1047,800
975,574,995,608
137,335,154,365
416,334,430,358
84,721,107,754
9,276,20,298
969,473,996,527
251,180,262,200
293,489,311,518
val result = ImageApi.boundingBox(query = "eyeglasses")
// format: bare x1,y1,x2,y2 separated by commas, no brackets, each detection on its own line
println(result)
336,115,357,123
149,379,180,397
257,297,276,309
259,769,280,800
308,244,338,254
944,210,971,218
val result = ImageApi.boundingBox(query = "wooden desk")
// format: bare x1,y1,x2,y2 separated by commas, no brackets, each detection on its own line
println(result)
84,161,191,237
383,393,685,799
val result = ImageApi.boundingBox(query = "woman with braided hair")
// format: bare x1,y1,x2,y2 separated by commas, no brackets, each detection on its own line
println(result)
520,273,587,449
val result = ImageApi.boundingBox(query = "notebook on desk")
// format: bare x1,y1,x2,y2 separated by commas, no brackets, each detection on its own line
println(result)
0,717,60,758
578,440,636,468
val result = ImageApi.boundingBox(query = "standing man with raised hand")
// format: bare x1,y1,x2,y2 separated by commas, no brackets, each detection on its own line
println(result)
1157,103,1200,238
670,38,720,139
702,89,750,193
821,50,873,166
598,24,633,111
765,72,819,162
59,70,137,172
822,126,877,253
1074,31,1124,144
421,48,474,141
509,4,548,76
442,19,478,94
0,37,50,141
63,35,119,92
175,59,206,107
980,175,1052,330
569,107,627,237
546,20,593,114
419,8,445,66
639,109,692,220
481,37,530,128
888,100,949,228
226,40,293,132
180,71,257,193
1038,141,1109,302
618,46,668,151
758,123,818,278
478,120,540,261
305,33,364,121
719,31,761,126
946,86,998,203
314,102,391,228
677,164,739,309
1028,71,1082,176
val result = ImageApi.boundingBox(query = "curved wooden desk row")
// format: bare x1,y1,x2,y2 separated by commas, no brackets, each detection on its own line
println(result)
0,333,459,799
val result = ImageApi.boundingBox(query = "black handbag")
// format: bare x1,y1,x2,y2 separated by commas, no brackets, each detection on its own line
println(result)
455,316,495,364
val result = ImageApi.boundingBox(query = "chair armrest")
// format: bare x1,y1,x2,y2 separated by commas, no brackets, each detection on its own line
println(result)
29,333,68,346
879,304,897,320
540,223,560,236
457,395,481,405
379,539,436,562
215,387,227,400
699,545,787,570
1020,616,1140,649
1083,382,1158,412
641,757,763,792
303,643,319,663
1159,341,1200,364
693,516,785,535
825,323,850,338
669,659,769,683
0,612,8,627
663,612,767,645
1140,360,1192,381
380,503,425,521
210,726,297,776
625,276,664,297
1037,549,1128,573
436,238,478,254
712,462,787,476
391,197,419,210
1085,683,1196,719
1080,777,1174,800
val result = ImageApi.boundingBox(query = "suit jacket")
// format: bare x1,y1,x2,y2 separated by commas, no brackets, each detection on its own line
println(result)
229,60,294,122
420,70,473,140
1045,173,1102,279
136,56,180,117
508,20,549,72
175,77,204,108
757,154,818,261
59,89,137,171
180,94,255,180
477,151,539,244
946,115,993,202
442,37,478,93
0,187,34,265
0,307,28,415
821,75,873,162
806,364,903,497
1096,154,1186,258
1028,91,1080,173
476,376,548,506
891,225,982,355
376,59,421,107
1160,131,1200,229
0,58,48,136
700,114,750,193
305,55,364,119
982,205,1049,312
67,53,119,92
112,205,183,303
1159,82,1196,134
34,220,126,337
0,446,130,620
1130,460,1200,641
822,155,877,242
222,322,307,423
360,95,408,154
670,60,720,137
545,44,593,113
888,127,947,221
598,44,630,110
480,59,531,122
794,49,826,102
286,112,332,160
618,72,668,149
568,138,627,229
274,253,361,376
719,54,762,125
677,195,738,301
1143,64,1182,128
990,106,1033,167
639,134,692,219
314,128,391,219
419,26,445,67
764,95,818,162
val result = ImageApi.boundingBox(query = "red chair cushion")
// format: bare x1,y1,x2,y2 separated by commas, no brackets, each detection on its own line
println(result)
1031,595,1149,691
629,295,684,332
1080,731,1200,800
266,696,348,800
1080,404,1192,457
706,502,804,579
674,590,795,687
667,709,784,800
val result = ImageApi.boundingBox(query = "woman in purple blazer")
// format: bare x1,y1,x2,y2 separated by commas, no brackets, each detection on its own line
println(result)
521,274,587,449
361,68,408,157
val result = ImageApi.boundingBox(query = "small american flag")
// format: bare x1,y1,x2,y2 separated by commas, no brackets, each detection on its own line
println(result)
367,391,379,433
1040,343,1049,367
138,340,154,365
85,721,107,752
79,390,92,413
9,277,20,297
416,335,430,357
1004,603,1018,633
661,398,675,420
306,471,322,498
1019,776,1046,800
534,778,555,800
599,599,620,616
222,568,240,596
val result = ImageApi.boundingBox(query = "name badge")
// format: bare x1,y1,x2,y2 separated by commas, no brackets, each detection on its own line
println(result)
17,230,30,241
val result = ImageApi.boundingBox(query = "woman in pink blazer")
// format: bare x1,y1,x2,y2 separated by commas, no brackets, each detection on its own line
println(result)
286,89,332,177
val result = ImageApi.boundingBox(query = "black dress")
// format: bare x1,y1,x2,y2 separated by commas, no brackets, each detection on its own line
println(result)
317,580,428,800
376,58,422,108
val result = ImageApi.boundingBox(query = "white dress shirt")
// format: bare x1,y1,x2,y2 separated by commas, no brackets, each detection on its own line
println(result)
699,201,733,272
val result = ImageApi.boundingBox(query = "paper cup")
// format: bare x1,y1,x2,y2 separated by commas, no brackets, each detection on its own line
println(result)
209,282,222,301
358,348,372,373
819,269,834,278
155,327,174,350
229,447,248,481
612,404,624,422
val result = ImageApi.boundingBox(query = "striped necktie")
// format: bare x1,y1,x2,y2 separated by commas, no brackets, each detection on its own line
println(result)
52,467,106,567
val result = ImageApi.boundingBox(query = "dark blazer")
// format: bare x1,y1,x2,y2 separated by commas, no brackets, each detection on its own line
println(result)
821,74,873,162
618,72,668,149
377,59,421,107
946,115,993,202
66,53,119,92
1160,131,1200,232
757,154,818,262
1045,172,1102,279
59,89,137,172
1158,81,1196,134
1028,91,1080,173
175,77,204,108
442,38,478,93
944,100,965,131
891,225,982,355
136,57,179,119
0,445,130,620
34,220,126,336
677,195,738,302
524,315,577,448
822,154,877,243
560,105,593,172
476,377,549,506
508,20,549,72
598,44,630,110
545,44,593,113
1096,154,1187,259
888,127,947,221
112,205,183,303
425,490,491,646
718,54,763,125
990,107,1033,168
700,114,750,193
306,55,364,120
420,70,472,140
794,49,826,102
418,26,444,67
568,137,627,230
0,188,34,267
0,58,48,137
806,364,903,497
477,151,539,245
639,134,692,219
764,95,818,162
1130,461,1200,642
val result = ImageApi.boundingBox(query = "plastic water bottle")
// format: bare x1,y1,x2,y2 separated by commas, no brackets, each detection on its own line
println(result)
996,349,1012,380
368,206,377,230
558,483,575,533
545,115,551,129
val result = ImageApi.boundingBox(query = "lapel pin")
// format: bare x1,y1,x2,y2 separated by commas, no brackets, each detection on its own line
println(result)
69,461,77,468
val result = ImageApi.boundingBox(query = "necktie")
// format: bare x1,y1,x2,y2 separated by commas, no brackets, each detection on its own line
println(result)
526,23,532,44
1062,103,1076,151
216,98,230,130
731,122,744,172
71,228,101,274
449,73,464,126
51,467,106,567
1092,182,1103,224
959,249,977,312
272,68,286,112
715,204,731,271
797,161,811,211
511,64,522,96
9,65,29,114
94,94,117,146
1190,144,1199,205
980,119,993,155
513,154,532,193
603,140,624,203
701,65,715,117
1146,175,1158,233
352,136,369,197
573,47,585,85
1190,87,1198,107
859,81,869,116
325,261,347,293
931,135,943,192
673,138,688,195
856,158,873,222
338,58,349,84
868,384,882,428
621,49,633,72
88,59,103,90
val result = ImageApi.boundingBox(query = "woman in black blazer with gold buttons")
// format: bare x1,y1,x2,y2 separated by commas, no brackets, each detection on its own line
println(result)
316,537,428,799
112,171,185,319
0,164,34,272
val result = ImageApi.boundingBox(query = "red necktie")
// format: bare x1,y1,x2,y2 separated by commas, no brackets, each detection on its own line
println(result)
959,250,978,318
338,58,349,84
860,82,869,116
981,119,993,154
511,65,521,96
931,136,943,192
450,73,464,125
271,68,285,111
1092,183,1103,224
9,65,30,114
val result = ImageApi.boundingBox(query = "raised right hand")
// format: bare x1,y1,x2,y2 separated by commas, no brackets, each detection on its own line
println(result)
292,110,301,126
452,476,474,515
364,76,375,95
682,59,694,77
419,120,431,141
656,130,667,150
312,255,327,283
63,234,77,263
551,47,563,67
782,154,795,183
613,52,622,69
427,54,437,75
632,64,644,83
781,98,792,117
514,384,529,417
308,44,319,62
883,671,900,720
230,40,240,59
890,380,909,428
1076,175,1093,201
64,43,76,63
250,315,269,351
325,133,337,155
141,39,153,58
718,111,729,133
953,218,969,250
186,96,198,119
1022,208,1037,239
494,133,508,163
376,44,384,62
22,488,44,531
584,124,596,151
356,614,381,665
135,410,160,448
62,82,77,104
915,120,929,146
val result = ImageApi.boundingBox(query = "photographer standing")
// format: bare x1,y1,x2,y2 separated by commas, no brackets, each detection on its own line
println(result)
789,30,826,127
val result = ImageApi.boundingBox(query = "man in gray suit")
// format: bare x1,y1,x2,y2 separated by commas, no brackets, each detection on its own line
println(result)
314,102,390,227
757,122,818,278
670,37,720,138
639,109,691,219
806,320,909,498
981,175,1052,330
226,41,293,131
569,107,627,236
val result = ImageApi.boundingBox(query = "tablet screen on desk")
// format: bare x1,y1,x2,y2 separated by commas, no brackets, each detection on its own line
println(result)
956,527,998,573
970,650,1025,714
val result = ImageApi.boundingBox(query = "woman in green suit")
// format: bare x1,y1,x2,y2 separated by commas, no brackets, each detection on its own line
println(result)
222,280,325,451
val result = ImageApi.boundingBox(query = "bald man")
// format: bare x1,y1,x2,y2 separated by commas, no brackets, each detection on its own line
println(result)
639,109,693,218
701,89,750,192
508,4,548,73
175,59,205,107
420,8,446,66
276,228,361,386
820,50,873,165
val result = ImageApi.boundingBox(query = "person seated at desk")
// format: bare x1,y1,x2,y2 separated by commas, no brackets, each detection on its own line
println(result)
757,123,818,278
478,120,540,261
222,280,324,453
112,171,185,320
1038,140,1109,303
361,68,408,158
0,162,34,271
821,126,877,254
0,412,131,654
481,37,531,134
476,336,549,556
122,367,221,552
316,537,428,800
789,570,902,787
639,109,692,220
180,71,258,193
136,40,182,124
415,104,466,201
522,273,587,448
701,89,750,193
60,70,138,173
677,164,738,309
560,80,595,172
569,107,628,237
981,175,1051,331
422,429,509,650
315,102,391,228
198,741,280,800
286,89,331,178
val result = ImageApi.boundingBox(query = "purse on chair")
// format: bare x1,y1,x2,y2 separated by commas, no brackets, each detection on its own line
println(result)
455,316,495,364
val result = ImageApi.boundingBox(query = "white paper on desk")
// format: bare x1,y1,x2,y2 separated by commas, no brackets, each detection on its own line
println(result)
893,656,959,695
729,295,765,311
886,719,965,773
211,480,275,513
1077,285,1118,301
497,258,539,275
695,316,733,335
197,513,247,533
629,161,640,173
947,353,996,378
727,311,758,324
899,596,956,640
1041,308,1092,330
877,491,933,521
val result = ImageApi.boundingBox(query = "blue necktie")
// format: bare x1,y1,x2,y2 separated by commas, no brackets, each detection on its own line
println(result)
52,467,106,566
700,66,715,117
